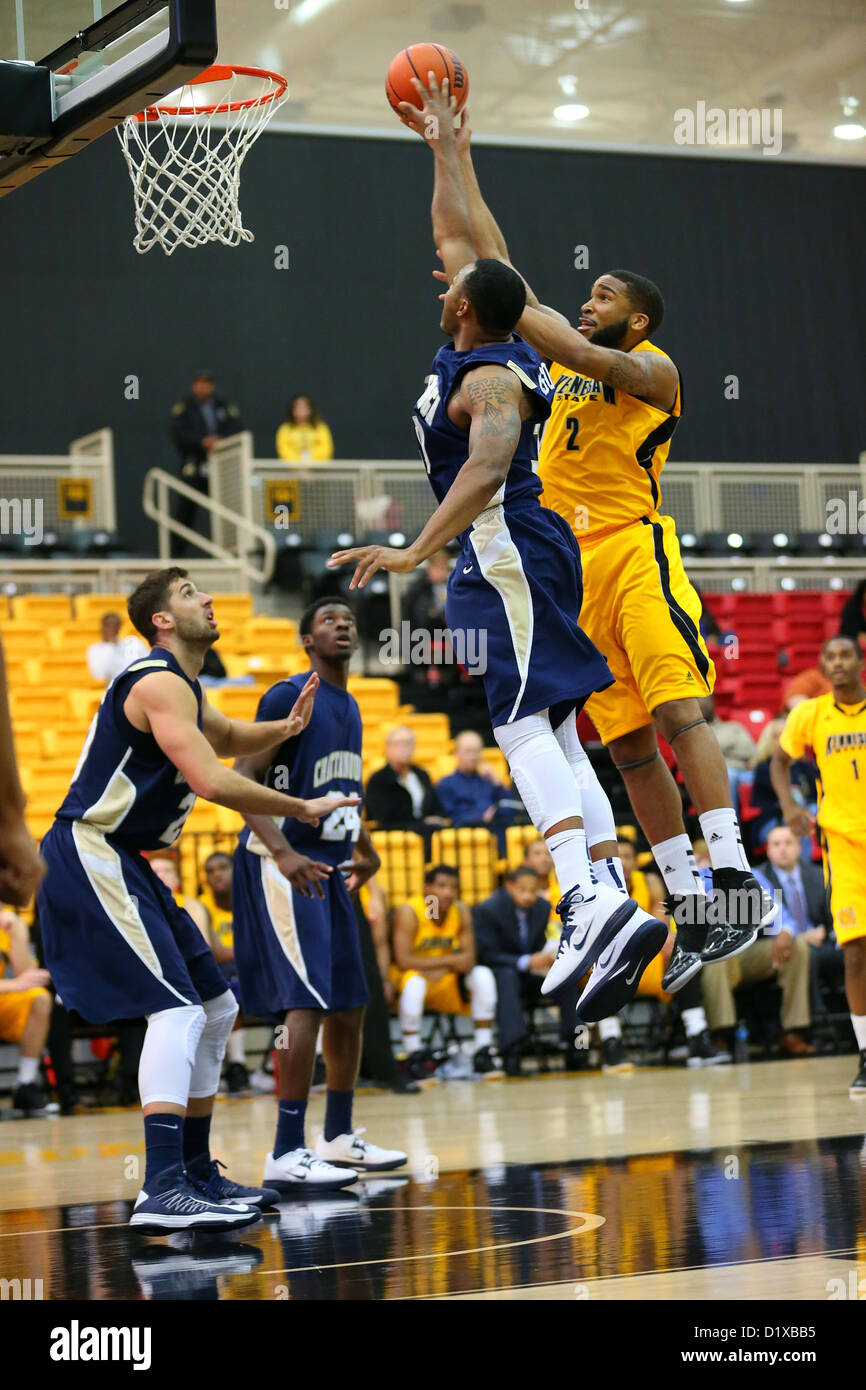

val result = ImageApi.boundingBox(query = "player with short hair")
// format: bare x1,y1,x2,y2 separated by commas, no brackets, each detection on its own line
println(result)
231,598,407,1190
771,635,866,1096
425,96,776,996
329,77,667,1025
37,568,359,1232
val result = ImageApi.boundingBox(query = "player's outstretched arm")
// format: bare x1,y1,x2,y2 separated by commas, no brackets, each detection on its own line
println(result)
128,672,358,826
399,74,475,281
233,743,334,899
518,304,678,407
200,673,319,758
328,364,521,589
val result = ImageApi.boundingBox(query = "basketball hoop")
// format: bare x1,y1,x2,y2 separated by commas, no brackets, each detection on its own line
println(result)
116,64,289,255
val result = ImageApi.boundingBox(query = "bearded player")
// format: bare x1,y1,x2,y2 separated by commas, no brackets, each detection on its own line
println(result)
417,97,776,995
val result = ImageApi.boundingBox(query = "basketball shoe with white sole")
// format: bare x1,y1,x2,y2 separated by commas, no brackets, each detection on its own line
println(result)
129,1163,261,1233
575,912,670,1022
700,868,778,963
186,1154,280,1208
315,1128,408,1172
541,883,662,999
263,1147,359,1192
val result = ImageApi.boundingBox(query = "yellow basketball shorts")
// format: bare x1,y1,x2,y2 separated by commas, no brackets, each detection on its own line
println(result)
823,829,866,945
579,512,716,744
0,986,49,1043
398,970,471,1016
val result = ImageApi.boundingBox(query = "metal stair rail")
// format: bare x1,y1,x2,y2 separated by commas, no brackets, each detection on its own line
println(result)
142,468,277,584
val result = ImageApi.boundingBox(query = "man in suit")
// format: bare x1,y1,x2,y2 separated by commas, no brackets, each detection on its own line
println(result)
363,726,445,832
756,824,843,1019
473,866,580,1076
169,370,243,555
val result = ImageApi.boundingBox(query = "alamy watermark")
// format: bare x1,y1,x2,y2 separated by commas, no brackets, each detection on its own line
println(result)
673,102,783,158
379,621,488,674
0,498,42,546
826,492,866,534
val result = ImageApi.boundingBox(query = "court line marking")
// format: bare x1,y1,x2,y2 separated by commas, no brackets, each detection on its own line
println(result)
255,1204,605,1278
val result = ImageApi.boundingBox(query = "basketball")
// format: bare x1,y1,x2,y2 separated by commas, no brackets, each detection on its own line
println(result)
386,43,469,122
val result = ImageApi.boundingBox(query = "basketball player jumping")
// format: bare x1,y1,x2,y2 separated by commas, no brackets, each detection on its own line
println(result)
37,569,360,1232
329,78,668,1023
407,84,776,993
231,597,407,1190
771,635,866,1097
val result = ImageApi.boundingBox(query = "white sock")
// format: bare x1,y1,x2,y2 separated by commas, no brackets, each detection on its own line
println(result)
598,1016,622,1042
403,1032,423,1054
474,1026,492,1051
698,808,750,872
226,1030,245,1065
682,1006,708,1038
546,828,596,902
652,834,705,897
851,1014,866,1051
17,1056,38,1085
593,854,627,895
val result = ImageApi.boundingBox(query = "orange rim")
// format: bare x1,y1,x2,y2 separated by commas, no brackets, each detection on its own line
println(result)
135,63,287,121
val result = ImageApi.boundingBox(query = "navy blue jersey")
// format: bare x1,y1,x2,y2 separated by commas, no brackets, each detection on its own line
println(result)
55,647,201,851
238,672,363,865
412,335,554,533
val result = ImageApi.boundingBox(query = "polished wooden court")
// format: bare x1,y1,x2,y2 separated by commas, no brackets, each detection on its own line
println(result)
1,1057,865,1301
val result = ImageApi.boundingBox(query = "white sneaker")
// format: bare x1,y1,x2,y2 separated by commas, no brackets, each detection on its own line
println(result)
315,1128,408,1172
542,884,650,996
263,1147,359,1192
250,1069,274,1094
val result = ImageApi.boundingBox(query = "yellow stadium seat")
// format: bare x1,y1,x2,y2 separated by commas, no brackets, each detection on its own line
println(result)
244,653,307,684
13,725,42,762
12,595,72,623
206,685,267,721
72,594,131,621
429,827,497,906
67,690,104,724
41,728,89,763
0,596,9,621
505,823,545,871
24,766,75,801
53,621,104,651
29,811,57,842
210,594,255,625
0,623,54,656
28,656,95,688
370,829,426,903
10,689,70,725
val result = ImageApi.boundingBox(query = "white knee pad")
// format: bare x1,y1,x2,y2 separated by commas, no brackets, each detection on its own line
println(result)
465,964,497,1019
554,710,617,848
494,710,583,834
398,975,427,1029
139,1002,206,1108
189,989,240,1100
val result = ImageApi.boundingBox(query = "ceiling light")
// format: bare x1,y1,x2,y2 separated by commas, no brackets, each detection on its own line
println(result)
834,122,866,140
731,577,747,591
726,532,744,549
557,74,579,96
772,532,789,548
780,577,796,590
289,0,342,24
553,104,589,122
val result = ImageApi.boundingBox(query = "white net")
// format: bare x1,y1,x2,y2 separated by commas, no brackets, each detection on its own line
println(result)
116,66,288,255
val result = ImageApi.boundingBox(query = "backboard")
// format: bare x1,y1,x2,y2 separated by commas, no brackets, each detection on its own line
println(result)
0,0,217,197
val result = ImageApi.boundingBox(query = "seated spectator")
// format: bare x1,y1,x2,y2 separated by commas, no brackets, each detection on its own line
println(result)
523,837,560,913
0,907,52,1116
391,865,500,1079
750,720,818,850
699,695,757,808
839,579,866,644
86,612,148,686
364,726,444,829
436,731,516,848
149,854,211,936
473,866,581,1077
699,863,815,1057
197,852,253,1095
275,394,334,463
752,825,843,1021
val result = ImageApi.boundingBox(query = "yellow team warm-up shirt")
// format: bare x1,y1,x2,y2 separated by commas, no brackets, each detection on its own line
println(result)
406,895,461,956
538,340,681,545
198,887,234,952
780,693,866,841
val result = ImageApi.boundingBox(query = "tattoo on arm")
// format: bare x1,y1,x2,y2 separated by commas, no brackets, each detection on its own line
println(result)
463,376,522,439
598,351,677,406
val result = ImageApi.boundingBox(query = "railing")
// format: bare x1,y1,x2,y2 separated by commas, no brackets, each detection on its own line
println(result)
142,468,277,584
0,428,116,533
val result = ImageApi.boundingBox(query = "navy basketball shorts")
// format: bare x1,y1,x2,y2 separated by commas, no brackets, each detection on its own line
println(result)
37,820,227,1024
231,845,369,1017
446,500,613,729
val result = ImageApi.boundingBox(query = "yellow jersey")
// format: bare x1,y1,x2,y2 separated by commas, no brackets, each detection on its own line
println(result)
275,421,334,463
538,340,681,546
407,895,461,956
198,887,234,952
780,693,866,841
628,868,654,914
